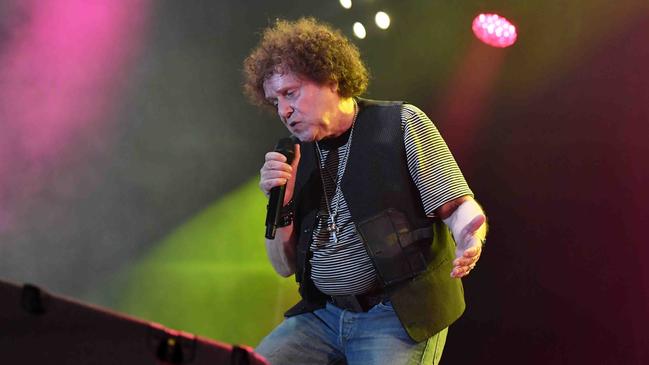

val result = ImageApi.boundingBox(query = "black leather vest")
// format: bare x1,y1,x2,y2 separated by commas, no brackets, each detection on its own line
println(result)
287,99,465,342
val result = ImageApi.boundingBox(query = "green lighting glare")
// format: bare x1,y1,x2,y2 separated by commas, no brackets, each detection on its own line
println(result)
110,178,299,346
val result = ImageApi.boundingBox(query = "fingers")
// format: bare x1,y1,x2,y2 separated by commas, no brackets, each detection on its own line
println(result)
265,151,290,164
281,143,301,205
259,144,301,199
453,251,481,267
259,151,294,196
452,250,477,269
260,178,290,195
291,144,301,170
451,266,470,278
454,235,482,261
451,260,478,278
451,239,483,278
462,245,481,259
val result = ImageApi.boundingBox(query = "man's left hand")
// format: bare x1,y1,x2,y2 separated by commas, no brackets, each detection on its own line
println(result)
450,214,485,278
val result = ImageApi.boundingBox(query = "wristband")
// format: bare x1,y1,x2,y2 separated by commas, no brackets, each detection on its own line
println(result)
277,199,295,227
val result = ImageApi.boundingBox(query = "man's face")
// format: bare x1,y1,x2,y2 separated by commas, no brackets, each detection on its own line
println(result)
263,72,342,142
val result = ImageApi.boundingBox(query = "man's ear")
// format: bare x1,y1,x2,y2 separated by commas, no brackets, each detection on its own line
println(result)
328,79,339,93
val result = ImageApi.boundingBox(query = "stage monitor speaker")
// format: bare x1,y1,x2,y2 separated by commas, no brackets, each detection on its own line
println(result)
0,280,268,365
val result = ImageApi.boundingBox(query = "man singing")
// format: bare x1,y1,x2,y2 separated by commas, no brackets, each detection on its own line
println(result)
243,17,487,365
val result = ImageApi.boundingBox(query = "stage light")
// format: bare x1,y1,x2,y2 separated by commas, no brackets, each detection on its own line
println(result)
353,22,366,39
472,13,517,48
339,0,352,9
375,11,390,30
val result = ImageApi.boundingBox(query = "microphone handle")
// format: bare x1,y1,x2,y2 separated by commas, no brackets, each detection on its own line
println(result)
265,185,286,239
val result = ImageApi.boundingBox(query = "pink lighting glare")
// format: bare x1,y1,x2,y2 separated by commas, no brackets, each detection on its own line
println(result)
0,1,151,233
472,13,517,48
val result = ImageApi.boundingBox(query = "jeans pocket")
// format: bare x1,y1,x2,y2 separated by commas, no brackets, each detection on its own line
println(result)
376,299,394,311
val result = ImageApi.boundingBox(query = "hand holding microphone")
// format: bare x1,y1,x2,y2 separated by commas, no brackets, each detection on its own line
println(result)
261,137,300,239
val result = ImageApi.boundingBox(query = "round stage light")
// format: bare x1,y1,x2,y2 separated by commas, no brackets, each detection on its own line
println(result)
353,22,366,39
375,11,390,30
472,13,517,48
340,0,352,10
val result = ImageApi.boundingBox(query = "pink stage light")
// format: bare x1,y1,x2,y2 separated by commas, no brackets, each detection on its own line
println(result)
0,1,151,233
472,13,517,48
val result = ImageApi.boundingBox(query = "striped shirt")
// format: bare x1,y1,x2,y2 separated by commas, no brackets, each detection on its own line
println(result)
310,103,473,295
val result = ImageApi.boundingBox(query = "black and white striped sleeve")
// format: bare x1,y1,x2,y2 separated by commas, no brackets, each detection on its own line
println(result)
401,103,473,217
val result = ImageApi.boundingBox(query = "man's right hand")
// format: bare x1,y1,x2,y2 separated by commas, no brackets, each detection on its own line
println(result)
259,143,301,206
260,143,301,277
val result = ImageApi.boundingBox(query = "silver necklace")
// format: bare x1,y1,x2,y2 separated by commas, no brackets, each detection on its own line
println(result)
315,99,358,244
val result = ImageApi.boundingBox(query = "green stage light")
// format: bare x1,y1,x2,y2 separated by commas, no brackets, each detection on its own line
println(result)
109,178,300,346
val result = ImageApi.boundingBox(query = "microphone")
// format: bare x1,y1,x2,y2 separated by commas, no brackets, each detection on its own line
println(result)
265,136,297,239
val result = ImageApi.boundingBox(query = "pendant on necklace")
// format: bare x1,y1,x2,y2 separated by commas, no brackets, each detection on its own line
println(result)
327,221,339,244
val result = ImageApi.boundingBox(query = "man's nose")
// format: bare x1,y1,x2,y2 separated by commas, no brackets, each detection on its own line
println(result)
278,100,293,121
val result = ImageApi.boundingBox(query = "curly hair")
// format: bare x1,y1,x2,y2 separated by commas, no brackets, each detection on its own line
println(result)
243,17,369,107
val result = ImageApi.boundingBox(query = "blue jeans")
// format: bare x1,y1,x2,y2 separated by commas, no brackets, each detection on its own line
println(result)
256,301,447,365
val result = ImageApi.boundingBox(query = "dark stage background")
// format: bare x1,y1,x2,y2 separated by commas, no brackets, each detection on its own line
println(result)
1,0,648,363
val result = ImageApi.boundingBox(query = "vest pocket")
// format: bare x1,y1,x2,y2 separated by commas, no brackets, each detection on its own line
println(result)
355,208,435,287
